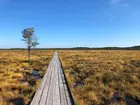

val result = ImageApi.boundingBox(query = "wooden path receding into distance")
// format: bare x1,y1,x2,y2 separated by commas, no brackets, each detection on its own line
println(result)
30,51,75,105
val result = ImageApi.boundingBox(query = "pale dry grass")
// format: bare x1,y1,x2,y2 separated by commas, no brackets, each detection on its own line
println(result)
59,50,140,105
0,50,53,105
0,50,140,105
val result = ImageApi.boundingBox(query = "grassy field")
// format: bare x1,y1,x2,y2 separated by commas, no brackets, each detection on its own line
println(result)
0,50,140,105
59,50,140,105
0,50,53,105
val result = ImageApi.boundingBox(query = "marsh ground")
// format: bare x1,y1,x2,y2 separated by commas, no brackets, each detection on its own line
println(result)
0,50,140,105
0,50,53,105
59,50,140,105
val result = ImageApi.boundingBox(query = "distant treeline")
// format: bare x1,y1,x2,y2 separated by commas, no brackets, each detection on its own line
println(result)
0,45,140,50
47,46,140,50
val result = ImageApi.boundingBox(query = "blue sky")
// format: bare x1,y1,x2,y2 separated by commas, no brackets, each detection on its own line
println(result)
0,0,140,48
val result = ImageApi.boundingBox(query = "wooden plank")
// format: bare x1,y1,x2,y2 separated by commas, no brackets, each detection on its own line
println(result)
60,67,71,105
46,59,56,105
39,60,54,105
58,60,68,105
53,58,61,105
30,58,53,105
30,51,75,105
57,54,75,105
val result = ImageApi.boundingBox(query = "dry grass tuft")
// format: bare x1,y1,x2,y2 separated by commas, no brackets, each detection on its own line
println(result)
59,50,140,105
0,50,53,105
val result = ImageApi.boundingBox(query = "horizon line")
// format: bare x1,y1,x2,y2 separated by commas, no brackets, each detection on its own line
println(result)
0,45,140,49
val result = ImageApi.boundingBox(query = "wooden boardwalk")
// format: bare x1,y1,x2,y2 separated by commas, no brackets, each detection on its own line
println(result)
30,52,75,105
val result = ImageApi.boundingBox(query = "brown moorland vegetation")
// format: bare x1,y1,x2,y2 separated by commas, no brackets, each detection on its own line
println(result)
0,50,53,105
59,50,140,105
0,50,140,105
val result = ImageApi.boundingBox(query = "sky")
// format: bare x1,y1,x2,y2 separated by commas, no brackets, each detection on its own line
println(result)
0,0,140,48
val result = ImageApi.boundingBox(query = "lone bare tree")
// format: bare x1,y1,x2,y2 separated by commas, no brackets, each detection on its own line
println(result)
22,28,39,62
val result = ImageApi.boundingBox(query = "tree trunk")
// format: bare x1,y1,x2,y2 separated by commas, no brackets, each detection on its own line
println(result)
28,47,31,62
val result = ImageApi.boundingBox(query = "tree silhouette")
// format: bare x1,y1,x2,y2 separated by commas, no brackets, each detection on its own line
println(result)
22,28,39,61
